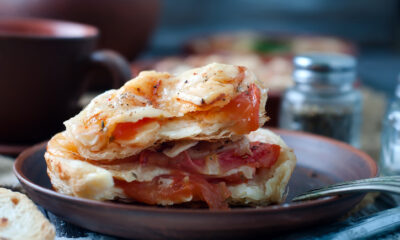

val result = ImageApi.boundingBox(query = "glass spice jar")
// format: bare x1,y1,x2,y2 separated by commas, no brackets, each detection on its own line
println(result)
279,53,362,147
380,76,400,175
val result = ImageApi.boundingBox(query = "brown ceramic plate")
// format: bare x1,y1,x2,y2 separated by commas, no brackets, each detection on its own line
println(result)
14,129,376,240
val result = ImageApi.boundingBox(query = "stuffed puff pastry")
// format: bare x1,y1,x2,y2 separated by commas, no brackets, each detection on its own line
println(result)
45,63,296,209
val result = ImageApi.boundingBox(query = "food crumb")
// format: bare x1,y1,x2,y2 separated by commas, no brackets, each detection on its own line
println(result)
0,218,8,228
11,197,19,205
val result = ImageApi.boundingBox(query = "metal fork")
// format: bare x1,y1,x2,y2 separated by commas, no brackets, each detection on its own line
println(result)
292,176,400,202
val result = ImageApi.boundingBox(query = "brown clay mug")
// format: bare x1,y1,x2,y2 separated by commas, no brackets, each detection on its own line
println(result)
0,18,132,144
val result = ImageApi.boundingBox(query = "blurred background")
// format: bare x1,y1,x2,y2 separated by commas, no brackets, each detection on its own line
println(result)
148,0,399,94
1,0,398,101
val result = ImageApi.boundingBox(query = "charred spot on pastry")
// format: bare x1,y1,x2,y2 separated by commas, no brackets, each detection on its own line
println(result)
100,120,105,131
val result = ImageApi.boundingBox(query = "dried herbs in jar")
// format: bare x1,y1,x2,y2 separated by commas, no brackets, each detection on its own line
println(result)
291,105,355,143
279,53,362,147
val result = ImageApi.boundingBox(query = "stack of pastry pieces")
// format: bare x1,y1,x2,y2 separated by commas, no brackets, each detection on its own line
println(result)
45,63,296,209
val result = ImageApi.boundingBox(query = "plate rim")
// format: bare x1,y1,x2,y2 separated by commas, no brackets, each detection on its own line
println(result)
14,128,377,214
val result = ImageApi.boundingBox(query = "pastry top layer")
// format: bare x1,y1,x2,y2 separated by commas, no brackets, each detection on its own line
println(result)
64,63,268,160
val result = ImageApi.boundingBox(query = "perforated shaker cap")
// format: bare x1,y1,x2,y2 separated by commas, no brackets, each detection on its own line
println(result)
293,52,356,86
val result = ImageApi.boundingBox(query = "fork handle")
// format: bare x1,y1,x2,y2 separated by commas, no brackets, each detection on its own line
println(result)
292,184,400,202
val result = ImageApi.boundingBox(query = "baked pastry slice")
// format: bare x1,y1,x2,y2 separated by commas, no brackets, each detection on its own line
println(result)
46,128,295,209
45,63,296,209
0,188,55,240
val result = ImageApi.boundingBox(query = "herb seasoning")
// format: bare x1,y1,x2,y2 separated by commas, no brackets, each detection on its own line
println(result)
290,105,355,143
279,53,362,147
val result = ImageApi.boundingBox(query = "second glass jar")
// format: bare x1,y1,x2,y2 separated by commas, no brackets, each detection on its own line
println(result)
279,53,362,147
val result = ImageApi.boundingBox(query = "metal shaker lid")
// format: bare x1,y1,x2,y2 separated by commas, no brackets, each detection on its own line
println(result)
293,52,356,86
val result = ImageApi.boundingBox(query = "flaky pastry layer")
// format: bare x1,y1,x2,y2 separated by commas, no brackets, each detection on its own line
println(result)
45,129,296,205
64,63,268,160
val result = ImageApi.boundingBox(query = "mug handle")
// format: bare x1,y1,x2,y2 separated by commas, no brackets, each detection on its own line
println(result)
88,49,132,88
70,49,132,113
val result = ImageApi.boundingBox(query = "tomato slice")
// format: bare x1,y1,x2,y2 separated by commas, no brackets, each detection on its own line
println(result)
112,118,155,140
221,84,261,134
115,174,230,209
